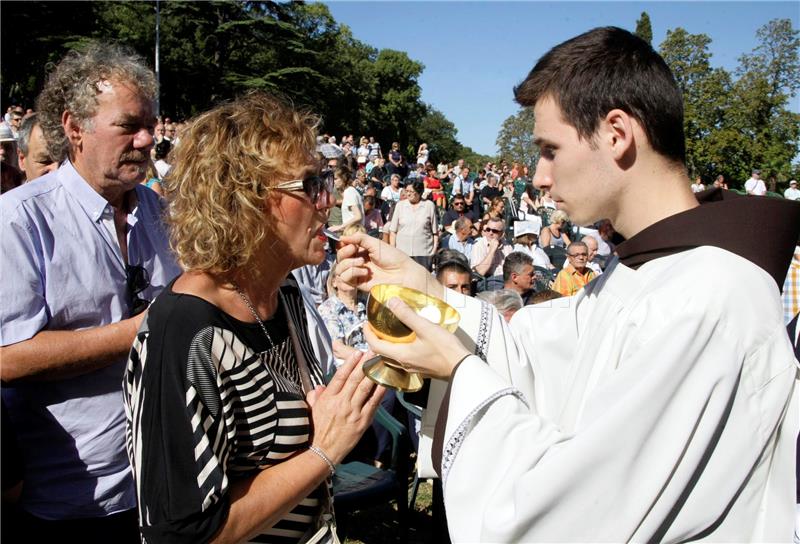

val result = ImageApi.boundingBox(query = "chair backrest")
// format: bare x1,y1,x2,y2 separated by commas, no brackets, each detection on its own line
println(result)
373,405,407,471
543,245,568,269
537,206,553,226
533,265,556,292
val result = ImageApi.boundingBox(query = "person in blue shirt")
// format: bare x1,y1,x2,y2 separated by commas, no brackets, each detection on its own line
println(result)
0,43,181,542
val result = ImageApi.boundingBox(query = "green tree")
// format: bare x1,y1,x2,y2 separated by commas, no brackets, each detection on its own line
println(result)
369,49,426,150
634,12,653,45
659,28,733,182
415,106,462,164
496,107,537,169
728,18,800,183
0,0,465,167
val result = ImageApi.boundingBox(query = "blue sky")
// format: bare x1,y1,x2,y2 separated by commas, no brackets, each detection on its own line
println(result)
324,1,800,157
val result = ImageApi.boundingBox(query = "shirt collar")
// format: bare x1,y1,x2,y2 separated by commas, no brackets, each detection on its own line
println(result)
59,160,140,224
616,188,800,288
565,263,591,277
59,161,112,222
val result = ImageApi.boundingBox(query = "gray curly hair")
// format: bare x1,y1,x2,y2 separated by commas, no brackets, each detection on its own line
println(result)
35,42,157,163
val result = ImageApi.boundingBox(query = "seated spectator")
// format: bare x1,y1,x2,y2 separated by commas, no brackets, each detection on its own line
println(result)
380,172,403,203
584,218,616,256
690,176,705,193
0,123,19,170
534,188,557,210
512,219,553,269
424,165,446,208
442,194,476,232
368,156,386,182
482,196,506,224
503,252,535,304
353,168,368,192
153,139,171,179
518,181,538,220
480,173,503,208
141,160,163,195
433,249,473,296
528,288,564,305
784,179,800,201
476,289,523,322
318,257,368,366
16,113,58,182
553,240,597,296
470,217,513,288
713,174,729,190
581,235,604,275
363,194,384,234
451,166,474,206
447,216,475,259
1,160,24,194
539,209,572,248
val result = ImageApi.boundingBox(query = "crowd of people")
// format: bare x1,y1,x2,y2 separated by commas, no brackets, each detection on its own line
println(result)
1,25,799,544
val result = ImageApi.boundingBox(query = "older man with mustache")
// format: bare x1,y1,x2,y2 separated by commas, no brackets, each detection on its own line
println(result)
0,44,180,542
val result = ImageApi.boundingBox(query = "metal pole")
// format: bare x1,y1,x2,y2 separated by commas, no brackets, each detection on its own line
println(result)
155,0,161,118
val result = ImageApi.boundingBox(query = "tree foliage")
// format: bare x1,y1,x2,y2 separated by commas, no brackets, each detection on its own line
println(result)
0,0,480,164
657,19,799,189
634,12,653,45
496,107,537,170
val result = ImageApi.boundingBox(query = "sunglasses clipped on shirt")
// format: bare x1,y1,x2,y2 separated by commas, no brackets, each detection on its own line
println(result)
126,264,151,317
273,169,335,209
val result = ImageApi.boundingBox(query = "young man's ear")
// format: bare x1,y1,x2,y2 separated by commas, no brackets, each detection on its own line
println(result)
603,109,636,162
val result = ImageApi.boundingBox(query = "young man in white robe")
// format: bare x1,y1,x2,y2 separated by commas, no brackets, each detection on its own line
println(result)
338,26,800,542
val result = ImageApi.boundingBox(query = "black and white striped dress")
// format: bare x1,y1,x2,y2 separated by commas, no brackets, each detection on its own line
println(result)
124,278,327,543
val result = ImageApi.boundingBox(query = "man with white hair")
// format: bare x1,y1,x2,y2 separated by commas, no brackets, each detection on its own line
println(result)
16,113,58,181
581,235,603,275
0,44,180,541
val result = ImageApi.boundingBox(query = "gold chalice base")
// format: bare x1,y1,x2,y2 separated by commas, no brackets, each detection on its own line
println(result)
364,284,460,392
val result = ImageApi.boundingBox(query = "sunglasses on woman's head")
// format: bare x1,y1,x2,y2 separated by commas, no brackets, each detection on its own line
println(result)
273,169,334,208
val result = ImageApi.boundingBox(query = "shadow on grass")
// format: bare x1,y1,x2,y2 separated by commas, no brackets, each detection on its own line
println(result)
341,481,440,544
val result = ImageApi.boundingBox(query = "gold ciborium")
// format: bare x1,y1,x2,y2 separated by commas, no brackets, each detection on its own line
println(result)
363,284,460,392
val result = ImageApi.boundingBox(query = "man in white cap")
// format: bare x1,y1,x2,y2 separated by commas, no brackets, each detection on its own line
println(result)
784,179,800,201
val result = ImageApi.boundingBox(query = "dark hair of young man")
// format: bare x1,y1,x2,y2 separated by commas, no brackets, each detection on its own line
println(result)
433,248,471,276
514,26,685,166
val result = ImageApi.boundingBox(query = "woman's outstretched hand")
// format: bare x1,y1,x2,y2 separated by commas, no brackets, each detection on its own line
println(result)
306,349,385,464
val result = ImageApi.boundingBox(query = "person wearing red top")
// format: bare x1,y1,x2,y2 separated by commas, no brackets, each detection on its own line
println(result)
424,165,446,208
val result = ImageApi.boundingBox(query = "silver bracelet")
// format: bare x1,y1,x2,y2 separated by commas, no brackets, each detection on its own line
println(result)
309,445,335,476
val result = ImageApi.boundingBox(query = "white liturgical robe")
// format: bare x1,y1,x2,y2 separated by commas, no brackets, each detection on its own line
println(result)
429,246,797,542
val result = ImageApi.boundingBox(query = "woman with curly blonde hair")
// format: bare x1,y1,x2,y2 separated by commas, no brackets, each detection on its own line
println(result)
123,92,384,544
